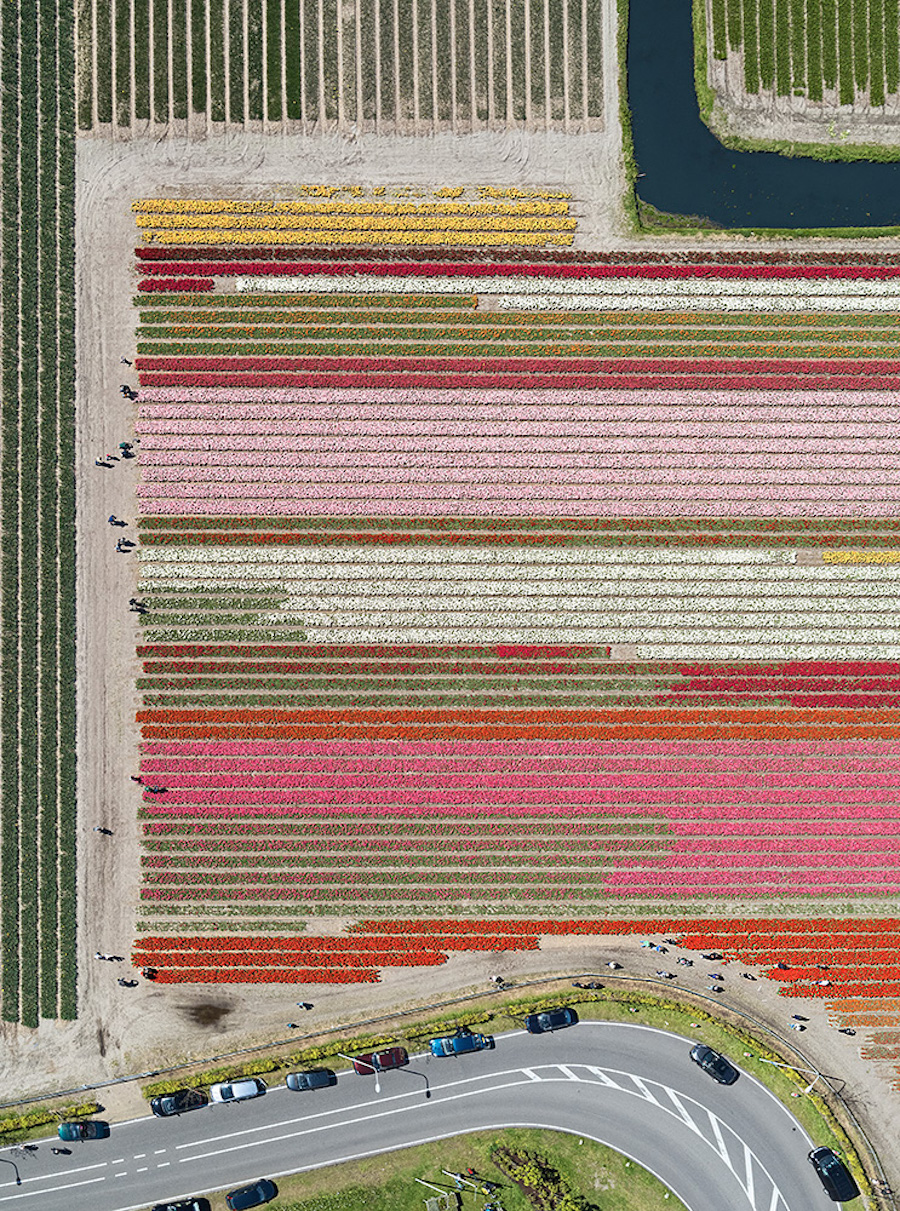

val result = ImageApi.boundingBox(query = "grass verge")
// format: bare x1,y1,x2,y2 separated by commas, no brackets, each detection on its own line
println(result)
195,1126,687,1211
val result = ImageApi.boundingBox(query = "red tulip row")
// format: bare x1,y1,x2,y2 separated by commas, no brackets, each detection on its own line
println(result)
138,279,214,292
151,967,381,983
136,355,900,373
132,244,900,266
133,259,900,280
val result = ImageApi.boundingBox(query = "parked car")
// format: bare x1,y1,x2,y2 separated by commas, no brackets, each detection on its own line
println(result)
150,1088,209,1117
58,1120,110,1141
352,1047,409,1075
151,1199,211,1211
286,1068,337,1092
525,1007,579,1034
209,1077,267,1104
689,1044,739,1086
430,1029,495,1057
808,1147,860,1202
225,1178,278,1209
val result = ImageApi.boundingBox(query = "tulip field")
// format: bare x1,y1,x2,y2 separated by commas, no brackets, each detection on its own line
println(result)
127,202,900,1072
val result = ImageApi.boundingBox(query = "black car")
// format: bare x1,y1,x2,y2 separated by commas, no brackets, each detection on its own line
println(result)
808,1147,860,1202
689,1044,739,1085
151,1199,211,1211
524,1007,579,1034
225,1178,278,1210
150,1088,209,1117
286,1068,337,1092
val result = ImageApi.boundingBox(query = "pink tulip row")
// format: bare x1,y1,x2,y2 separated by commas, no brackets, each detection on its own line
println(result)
138,802,900,819
140,739,900,757
141,785,900,803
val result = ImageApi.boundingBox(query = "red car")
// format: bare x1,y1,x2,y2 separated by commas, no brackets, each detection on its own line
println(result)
352,1047,408,1075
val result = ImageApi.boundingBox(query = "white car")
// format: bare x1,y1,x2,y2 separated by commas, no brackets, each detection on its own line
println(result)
209,1077,267,1104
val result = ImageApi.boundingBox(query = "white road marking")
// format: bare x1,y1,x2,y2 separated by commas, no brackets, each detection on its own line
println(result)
631,1076,663,1105
157,1161,170,1168
154,1148,166,1154
743,1144,755,1206
0,1176,106,1203
133,1153,145,1159
520,1068,542,1082
135,1167,148,1173
585,1065,623,1089
556,1066,581,1081
664,1089,703,1137
707,1110,732,1163
114,1172,128,1178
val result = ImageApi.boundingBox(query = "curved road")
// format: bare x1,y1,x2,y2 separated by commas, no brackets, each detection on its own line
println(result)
0,1024,839,1211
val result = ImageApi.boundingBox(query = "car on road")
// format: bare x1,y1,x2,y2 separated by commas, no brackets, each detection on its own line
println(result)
286,1067,337,1091
150,1088,209,1117
430,1029,495,1057
352,1047,409,1074
525,1007,579,1034
808,1147,860,1202
57,1120,110,1141
225,1178,278,1209
151,1198,211,1211
209,1077,267,1104
689,1044,739,1085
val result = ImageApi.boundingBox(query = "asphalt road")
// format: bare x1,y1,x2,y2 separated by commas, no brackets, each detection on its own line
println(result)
0,1023,839,1211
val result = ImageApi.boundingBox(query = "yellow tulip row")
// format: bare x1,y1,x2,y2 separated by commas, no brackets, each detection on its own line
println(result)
136,214,576,234
133,199,572,217
824,551,900,564
145,228,576,246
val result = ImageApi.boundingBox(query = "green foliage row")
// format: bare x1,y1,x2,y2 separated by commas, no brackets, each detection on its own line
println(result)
0,1101,100,1138
709,0,897,107
142,1012,497,1099
0,0,77,1026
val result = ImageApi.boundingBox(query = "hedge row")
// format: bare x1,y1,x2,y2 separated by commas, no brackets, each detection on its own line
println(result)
0,1101,100,1138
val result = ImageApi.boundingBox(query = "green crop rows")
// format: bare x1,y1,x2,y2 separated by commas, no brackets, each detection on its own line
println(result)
76,0,603,130
710,0,900,104
0,0,77,1025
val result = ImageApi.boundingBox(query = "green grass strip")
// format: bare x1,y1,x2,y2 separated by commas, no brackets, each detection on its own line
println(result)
788,0,805,88
548,0,566,119
247,0,263,120
76,0,93,126
0,0,21,1024
57,0,78,1023
586,0,603,115
726,0,742,47
95,0,112,121
172,0,188,119
741,0,761,89
134,0,151,118
868,0,885,106
852,0,868,90
191,0,207,111
115,0,131,124
819,0,838,86
153,0,169,121
209,0,226,121
38,0,62,1020
134,292,477,310
757,0,776,88
300,0,317,123
805,0,823,98
228,0,244,122
711,0,728,56
266,0,282,119
886,0,899,92
837,0,855,101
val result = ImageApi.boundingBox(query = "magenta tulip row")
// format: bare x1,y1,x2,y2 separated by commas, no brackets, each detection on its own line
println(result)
140,739,900,757
138,802,900,819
